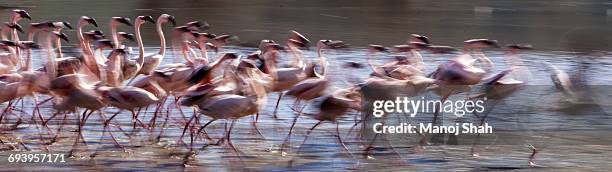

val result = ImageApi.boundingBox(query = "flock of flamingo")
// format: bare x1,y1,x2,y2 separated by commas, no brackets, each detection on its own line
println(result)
0,9,571,167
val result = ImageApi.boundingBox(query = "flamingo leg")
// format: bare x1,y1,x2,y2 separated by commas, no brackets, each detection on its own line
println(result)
149,97,167,129
293,121,322,158
528,144,538,166
335,122,353,157
49,113,68,145
154,107,171,142
364,132,380,157
272,92,283,119
104,111,122,127
92,112,126,158
179,114,196,148
347,118,363,137
281,100,308,152
69,109,88,157
196,119,217,143
225,120,242,156
470,100,498,156
32,96,52,134
0,100,14,124
251,113,265,140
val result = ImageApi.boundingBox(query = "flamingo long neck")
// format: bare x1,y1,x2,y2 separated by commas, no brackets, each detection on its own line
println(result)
287,44,304,68
262,51,279,79
21,48,32,71
110,21,119,49
155,19,166,56
78,20,99,76
198,39,209,65
505,52,529,82
366,51,378,73
45,33,57,79
180,41,195,66
54,28,63,58
410,49,424,64
243,69,267,107
316,46,327,77
209,55,228,69
10,15,22,71
9,14,19,42
108,53,122,86
0,28,7,40
77,20,93,57
21,29,38,72
135,22,145,67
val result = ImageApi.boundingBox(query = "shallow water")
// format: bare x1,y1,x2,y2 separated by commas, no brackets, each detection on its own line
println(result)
0,47,610,171
1,0,612,171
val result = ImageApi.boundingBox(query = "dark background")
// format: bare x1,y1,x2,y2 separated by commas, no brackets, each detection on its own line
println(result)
1,0,611,51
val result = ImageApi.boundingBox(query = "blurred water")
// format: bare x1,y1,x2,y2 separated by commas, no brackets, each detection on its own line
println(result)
0,47,609,171
1,0,612,171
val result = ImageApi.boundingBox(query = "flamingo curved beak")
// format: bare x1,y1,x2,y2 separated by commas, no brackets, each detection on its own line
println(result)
143,16,156,24
167,15,177,26
84,17,98,27
95,39,114,50
6,23,24,33
15,10,31,20
118,32,135,42
62,21,73,29
55,32,70,43
113,17,132,26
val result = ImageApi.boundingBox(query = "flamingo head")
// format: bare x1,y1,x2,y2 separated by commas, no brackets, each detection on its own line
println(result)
318,40,347,49
196,32,216,42
112,17,133,26
17,41,40,49
159,14,176,26
186,21,210,30
409,34,430,44
136,15,156,25
4,22,24,33
288,30,310,48
84,30,105,41
95,39,114,50
117,32,135,42
464,39,500,49
12,9,31,21
81,16,98,27
59,21,73,29
368,44,388,53
258,39,277,51
52,31,70,43
425,45,459,54
0,40,18,51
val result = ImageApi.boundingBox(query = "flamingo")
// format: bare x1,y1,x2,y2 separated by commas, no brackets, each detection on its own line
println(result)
1,22,24,40
109,17,133,49
8,9,31,70
288,86,362,165
121,16,155,82
261,39,318,118
23,21,72,72
98,85,159,130
0,40,20,74
194,32,216,64
74,16,100,76
0,24,24,71
47,73,107,156
137,14,176,76
468,44,532,163
281,40,346,152
191,63,267,155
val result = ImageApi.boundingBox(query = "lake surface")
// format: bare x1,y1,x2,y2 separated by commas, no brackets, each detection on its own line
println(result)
1,0,612,171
